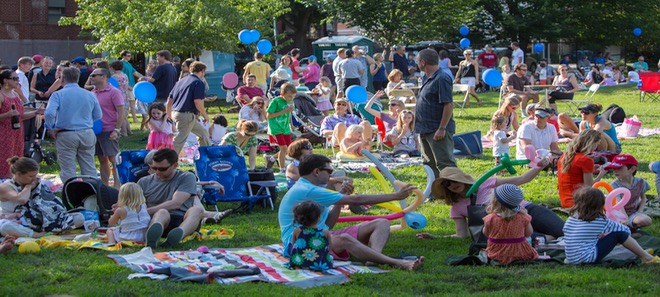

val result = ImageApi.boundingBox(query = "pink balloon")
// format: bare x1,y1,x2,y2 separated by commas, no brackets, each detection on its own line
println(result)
605,188,630,223
336,212,405,223
524,145,541,169
222,72,239,89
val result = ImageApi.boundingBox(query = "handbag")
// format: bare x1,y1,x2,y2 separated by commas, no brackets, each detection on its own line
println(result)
466,193,488,255
621,115,642,137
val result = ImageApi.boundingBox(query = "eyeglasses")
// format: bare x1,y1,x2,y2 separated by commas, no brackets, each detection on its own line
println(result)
336,103,347,106
560,69,568,72
302,144,313,150
90,74,104,77
401,110,413,114
151,164,173,172
319,167,334,174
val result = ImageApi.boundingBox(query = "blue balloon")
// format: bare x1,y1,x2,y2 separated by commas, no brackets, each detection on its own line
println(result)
459,25,469,37
238,29,251,44
108,77,119,88
633,28,642,37
257,39,272,55
249,30,261,44
534,43,544,53
133,81,156,103
345,85,368,104
404,212,427,230
93,120,103,135
460,38,471,48
483,69,502,87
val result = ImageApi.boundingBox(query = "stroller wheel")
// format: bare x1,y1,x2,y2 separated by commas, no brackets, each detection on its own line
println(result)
31,150,43,163
45,151,58,165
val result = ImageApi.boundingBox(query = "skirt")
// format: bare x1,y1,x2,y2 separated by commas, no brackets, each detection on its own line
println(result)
146,131,174,150
317,99,333,111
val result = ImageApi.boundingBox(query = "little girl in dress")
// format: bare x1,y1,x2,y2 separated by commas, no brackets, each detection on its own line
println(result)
146,102,177,150
315,77,333,116
107,183,150,244
482,184,538,264
386,110,420,158
288,200,333,271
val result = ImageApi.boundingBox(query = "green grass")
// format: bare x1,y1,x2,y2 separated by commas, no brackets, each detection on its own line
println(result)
2,85,660,296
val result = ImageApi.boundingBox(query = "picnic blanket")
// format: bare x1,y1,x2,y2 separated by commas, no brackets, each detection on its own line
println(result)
447,233,660,268
616,127,660,140
481,136,571,149
12,228,234,251
108,244,387,287
332,156,424,173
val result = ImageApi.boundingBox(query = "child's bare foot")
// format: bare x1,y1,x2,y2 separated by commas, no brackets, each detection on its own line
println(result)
398,256,425,271
1,236,16,254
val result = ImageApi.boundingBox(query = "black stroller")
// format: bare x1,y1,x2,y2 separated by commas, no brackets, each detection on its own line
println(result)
292,93,326,145
23,101,57,165
61,176,119,225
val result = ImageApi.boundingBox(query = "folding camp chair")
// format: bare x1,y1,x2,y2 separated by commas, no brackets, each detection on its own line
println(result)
557,83,599,117
640,72,660,102
194,145,277,212
452,84,471,117
115,150,151,184
374,117,394,152
389,89,416,103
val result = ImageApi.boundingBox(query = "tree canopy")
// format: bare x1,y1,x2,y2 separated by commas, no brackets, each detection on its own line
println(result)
60,0,289,56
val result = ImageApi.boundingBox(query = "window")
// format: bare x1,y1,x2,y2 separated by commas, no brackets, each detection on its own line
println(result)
48,0,66,24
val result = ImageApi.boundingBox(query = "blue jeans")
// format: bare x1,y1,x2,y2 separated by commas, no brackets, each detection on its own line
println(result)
594,231,629,263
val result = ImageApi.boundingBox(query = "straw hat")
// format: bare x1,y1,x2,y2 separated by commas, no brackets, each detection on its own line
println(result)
431,167,475,200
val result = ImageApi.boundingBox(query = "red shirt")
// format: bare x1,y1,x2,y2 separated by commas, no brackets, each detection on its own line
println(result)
478,52,498,68
236,86,264,105
557,153,594,208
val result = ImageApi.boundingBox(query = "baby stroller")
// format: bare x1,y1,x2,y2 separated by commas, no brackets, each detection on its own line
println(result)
292,93,326,145
23,102,57,165
61,176,119,225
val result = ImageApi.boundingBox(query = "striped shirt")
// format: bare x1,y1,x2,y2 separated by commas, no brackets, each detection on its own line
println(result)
563,216,630,264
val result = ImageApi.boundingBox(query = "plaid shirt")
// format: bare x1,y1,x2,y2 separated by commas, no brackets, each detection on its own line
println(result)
414,69,455,134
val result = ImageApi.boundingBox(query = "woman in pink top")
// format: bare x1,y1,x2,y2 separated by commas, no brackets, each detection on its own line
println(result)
302,56,321,90
416,166,564,241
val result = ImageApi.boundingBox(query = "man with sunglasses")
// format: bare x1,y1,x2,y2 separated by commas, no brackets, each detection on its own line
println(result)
320,97,372,147
140,148,204,248
506,63,539,117
515,107,561,160
279,154,424,270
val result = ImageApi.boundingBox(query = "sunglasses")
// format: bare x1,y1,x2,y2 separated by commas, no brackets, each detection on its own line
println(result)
319,167,334,174
389,103,399,106
580,110,592,115
336,103,347,106
90,74,104,77
151,164,172,172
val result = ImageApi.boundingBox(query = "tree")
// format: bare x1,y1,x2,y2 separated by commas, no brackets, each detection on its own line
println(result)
60,0,289,55
301,0,478,46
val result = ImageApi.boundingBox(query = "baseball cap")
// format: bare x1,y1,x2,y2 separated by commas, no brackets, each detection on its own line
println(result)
484,44,492,49
327,54,337,60
534,107,551,118
578,104,599,114
71,56,87,65
605,154,638,170
32,54,43,63
308,55,317,61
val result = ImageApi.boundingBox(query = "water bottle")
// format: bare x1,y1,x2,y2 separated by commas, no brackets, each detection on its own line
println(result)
10,104,20,130
417,76,423,87
637,80,642,90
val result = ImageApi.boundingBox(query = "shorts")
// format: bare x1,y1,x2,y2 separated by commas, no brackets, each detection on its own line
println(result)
95,131,120,157
269,134,292,146
548,91,574,103
460,77,476,87
163,213,200,236
328,225,360,260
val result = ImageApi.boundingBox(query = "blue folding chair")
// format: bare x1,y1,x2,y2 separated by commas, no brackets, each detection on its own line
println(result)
194,145,277,212
115,150,151,184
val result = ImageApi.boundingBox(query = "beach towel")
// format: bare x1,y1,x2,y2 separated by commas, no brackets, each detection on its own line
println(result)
108,244,387,288
332,156,424,173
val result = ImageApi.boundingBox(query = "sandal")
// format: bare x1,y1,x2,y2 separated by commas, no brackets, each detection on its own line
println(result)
201,209,233,225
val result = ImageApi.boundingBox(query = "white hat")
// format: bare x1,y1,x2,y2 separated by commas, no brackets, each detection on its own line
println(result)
270,69,290,81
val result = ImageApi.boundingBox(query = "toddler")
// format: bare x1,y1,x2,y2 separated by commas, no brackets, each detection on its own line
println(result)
490,115,516,167
288,200,333,271
482,184,538,264
107,183,150,244
563,187,659,264
267,83,296,173
340,124,370,159
607,154,653,229
386,110,420,158
209,115,228,144
315,76,333,116
146,103,177,150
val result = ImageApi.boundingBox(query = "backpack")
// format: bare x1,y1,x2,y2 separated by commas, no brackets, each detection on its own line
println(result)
601,104,626,124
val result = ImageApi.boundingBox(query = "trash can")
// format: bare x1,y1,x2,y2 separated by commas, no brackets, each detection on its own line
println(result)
312,35,375,92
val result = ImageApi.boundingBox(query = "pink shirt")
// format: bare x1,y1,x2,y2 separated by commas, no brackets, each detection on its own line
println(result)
303,63,320,83
449,177,530,219
290,58,300,80
93,85,124,132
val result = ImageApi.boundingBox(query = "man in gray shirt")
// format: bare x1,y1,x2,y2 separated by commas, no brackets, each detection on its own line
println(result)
352,45,374,89
338,50,364,93
139,148,203,248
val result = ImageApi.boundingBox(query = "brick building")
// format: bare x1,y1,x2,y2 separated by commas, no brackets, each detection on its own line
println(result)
0,0,97,66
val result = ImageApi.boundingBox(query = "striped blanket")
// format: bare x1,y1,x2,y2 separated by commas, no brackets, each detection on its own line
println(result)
108,244,387,287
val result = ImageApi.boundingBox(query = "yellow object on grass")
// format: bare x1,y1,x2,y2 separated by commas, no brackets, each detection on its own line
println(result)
18,241,40,253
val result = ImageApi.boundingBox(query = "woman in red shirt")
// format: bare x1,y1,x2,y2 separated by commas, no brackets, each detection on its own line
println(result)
557,129,607,208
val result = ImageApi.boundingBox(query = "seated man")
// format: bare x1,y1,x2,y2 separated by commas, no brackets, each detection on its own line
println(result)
278,154,424,270
507,64,539,117
236,74,265,106
516,107,561,160
140,148,204,248
320,98,372,147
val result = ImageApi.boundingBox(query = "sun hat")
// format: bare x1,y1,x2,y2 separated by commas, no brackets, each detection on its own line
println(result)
431,167,475,200
494,184,523,212
605,154,638,170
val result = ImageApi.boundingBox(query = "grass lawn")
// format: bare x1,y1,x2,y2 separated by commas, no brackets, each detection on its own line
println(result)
2,84,660,296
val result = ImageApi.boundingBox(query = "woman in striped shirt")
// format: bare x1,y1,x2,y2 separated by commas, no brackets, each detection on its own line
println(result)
563,187,659,264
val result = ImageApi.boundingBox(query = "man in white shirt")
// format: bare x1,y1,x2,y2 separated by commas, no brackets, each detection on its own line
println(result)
510,42,524,67
516,107,561,160
332,48,347,96
15,56,34,103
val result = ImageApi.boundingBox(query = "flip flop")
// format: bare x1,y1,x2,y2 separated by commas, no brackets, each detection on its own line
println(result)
146,223,163,249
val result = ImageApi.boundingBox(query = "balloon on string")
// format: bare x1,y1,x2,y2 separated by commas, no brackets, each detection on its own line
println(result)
482,69,502,87
534,43,544,53
345,85,368,104
633,28,642,37
459,25,469,37
108,77,119,88
257,39,272,55
132,81,156,103
222,72,239,89
93,119,103,135
249,30,261,44
238,29,251,44
460,38,471,48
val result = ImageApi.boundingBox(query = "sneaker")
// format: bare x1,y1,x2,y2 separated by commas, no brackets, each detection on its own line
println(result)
162,227,185,247
146,223,163,249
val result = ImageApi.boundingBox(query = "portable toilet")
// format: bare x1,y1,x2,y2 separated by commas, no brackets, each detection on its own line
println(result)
199,50,236,99
312,35,374,92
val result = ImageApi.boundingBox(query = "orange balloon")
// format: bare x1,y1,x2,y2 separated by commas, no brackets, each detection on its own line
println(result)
592,181,616,206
